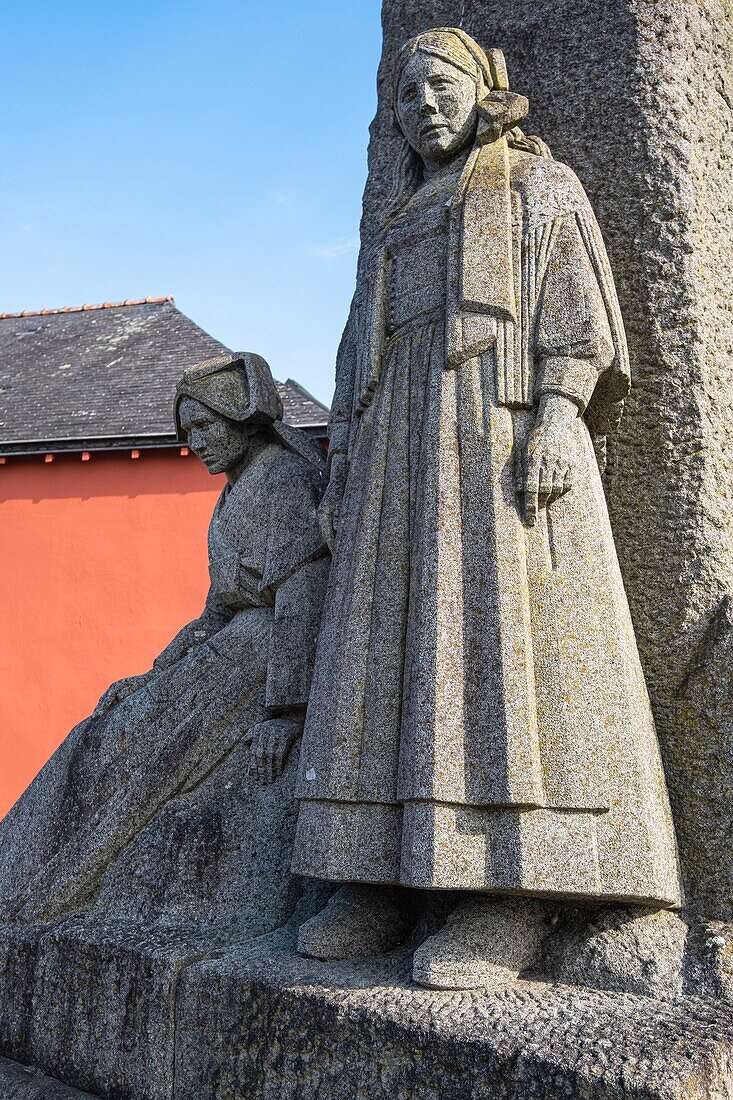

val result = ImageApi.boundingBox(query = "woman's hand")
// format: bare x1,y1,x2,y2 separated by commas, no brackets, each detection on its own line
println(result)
318,452,349,552
92,672,153,720
247,718,303,785
515,394,579,527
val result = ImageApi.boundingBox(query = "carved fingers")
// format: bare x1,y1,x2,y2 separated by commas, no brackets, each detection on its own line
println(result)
516,423,576,527
92,673,151,719
317,455,348,552
248,719,302,786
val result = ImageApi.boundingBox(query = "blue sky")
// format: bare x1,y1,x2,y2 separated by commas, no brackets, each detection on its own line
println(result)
0,2,383,404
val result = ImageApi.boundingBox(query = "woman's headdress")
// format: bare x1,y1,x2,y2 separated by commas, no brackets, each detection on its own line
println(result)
385,28,548,237
393,27,509,112
174,352,282,438
174,352,324,468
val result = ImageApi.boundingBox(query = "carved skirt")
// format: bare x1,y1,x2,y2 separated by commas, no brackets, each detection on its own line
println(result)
293,318,682,907
0,608,290,927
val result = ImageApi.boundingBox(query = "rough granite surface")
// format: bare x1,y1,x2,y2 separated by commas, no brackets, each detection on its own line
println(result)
0,1058,97,1099
0,4,731,1098
366,0,733,921
3,921,733,1099
174,928,733,1100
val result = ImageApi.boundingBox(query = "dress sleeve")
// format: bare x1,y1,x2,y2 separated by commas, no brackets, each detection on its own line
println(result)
534,213,615,413
265,556,330,714
261,456,330,714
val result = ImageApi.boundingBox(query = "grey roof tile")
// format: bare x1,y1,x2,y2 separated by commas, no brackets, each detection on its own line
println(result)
0,298,329,454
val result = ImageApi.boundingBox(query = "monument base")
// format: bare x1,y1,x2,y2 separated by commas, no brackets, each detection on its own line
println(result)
1,915,733,1100
0,1058,97,1099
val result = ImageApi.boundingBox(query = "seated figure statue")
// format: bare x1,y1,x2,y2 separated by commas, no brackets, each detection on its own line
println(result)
0,352,329,936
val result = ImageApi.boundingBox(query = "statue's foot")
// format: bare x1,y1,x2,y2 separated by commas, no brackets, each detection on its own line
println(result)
546,904,688,997
412,895,547,990
297,884,412,961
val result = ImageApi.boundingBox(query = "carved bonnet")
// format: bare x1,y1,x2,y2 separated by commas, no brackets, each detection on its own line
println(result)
174,352,325,468
174,352,283,436
393,26,510,105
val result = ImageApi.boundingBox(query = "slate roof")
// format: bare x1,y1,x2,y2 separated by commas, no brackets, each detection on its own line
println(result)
0,297,330,455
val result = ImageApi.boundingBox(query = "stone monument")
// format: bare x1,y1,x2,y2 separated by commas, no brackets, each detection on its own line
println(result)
367,0,733,929
0,353,333,1097
292,29,682,993
0,352,329,931
0,5,732,1098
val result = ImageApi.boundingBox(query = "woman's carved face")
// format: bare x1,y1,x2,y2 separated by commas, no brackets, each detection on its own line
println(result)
396,52,478,166
178,397,251,476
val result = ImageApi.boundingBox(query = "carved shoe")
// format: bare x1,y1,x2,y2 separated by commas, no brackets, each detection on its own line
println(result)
297,884,412,960
411,896,548,990
546,904,688,997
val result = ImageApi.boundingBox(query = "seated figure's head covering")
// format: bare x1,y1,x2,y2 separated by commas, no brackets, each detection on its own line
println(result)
174,352,325,468
174,352,282,435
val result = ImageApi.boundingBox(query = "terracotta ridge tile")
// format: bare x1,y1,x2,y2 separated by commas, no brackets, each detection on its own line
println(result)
0,296,174,321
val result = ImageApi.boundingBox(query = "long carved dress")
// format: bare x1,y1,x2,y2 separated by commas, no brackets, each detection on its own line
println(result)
0,438,328,930
293,146,682,908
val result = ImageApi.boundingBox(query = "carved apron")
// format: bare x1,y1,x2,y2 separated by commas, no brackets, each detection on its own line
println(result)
293,160,682,908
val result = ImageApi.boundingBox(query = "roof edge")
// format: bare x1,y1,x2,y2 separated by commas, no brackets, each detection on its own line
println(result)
0,423,328,458
283,377,330,414
0,296,174,321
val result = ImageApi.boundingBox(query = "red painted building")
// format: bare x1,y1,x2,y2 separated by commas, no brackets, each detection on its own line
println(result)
0,297,328,817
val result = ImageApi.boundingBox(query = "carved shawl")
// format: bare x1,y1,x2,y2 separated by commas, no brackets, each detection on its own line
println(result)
329,141,630,467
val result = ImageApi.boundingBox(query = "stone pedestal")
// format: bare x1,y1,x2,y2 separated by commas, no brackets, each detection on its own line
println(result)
1,919,733,1100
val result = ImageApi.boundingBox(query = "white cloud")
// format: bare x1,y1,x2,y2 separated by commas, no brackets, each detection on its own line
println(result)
312,236,359,262
271,189,296,209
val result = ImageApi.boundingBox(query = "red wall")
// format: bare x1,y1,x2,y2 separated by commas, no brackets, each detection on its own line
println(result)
0,450,224,818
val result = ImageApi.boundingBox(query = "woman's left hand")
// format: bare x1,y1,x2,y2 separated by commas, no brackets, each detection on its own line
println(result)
247,718,303,785
92,671,154,719
515,394,579,527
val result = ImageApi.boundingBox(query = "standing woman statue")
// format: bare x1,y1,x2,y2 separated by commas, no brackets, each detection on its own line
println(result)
292,28,682,988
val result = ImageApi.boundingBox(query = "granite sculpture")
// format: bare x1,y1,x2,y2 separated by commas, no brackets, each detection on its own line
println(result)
368,0,733,935
293,27,682,990
1,8,732,1096
0,352,329,931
